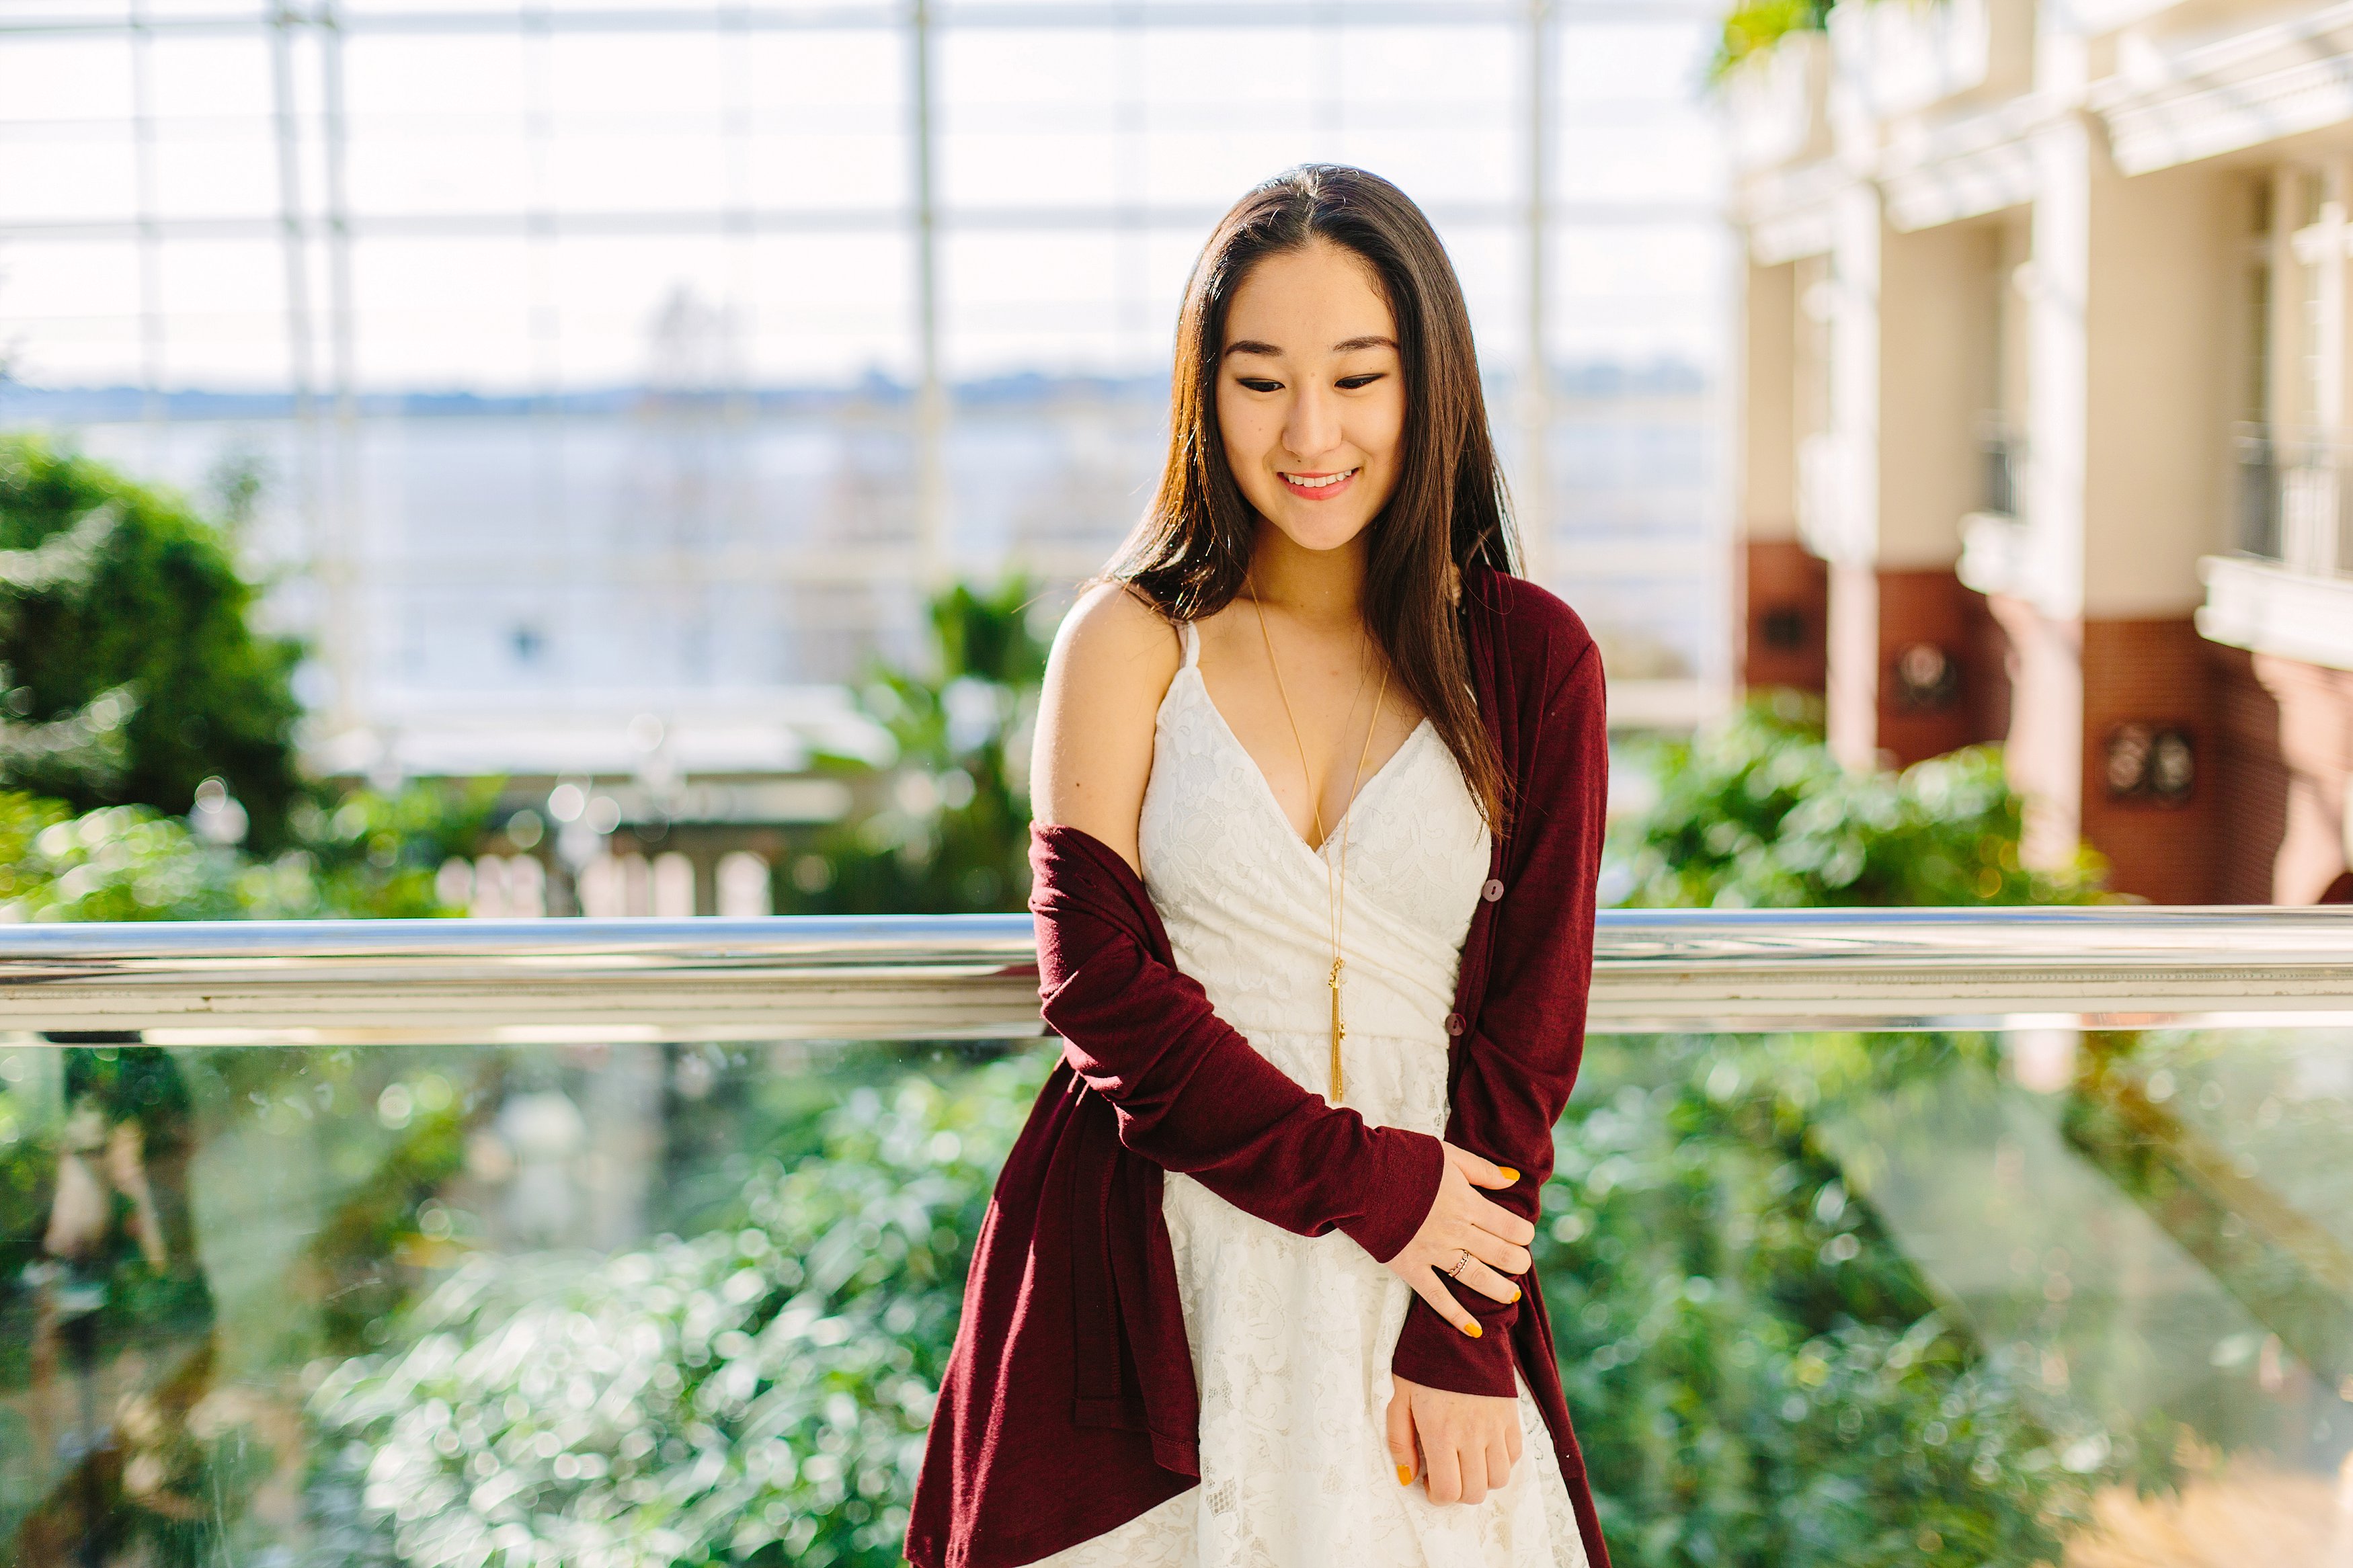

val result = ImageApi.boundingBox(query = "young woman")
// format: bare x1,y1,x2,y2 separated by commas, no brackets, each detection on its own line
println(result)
907,165,1609,1568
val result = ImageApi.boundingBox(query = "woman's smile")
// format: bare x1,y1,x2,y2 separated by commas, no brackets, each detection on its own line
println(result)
1280,466,1360,499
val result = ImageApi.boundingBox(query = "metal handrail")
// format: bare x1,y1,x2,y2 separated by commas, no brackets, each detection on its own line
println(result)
1,907,2350,1041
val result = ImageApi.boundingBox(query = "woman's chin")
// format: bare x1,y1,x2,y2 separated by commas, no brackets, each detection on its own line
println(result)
1259,506,1380,556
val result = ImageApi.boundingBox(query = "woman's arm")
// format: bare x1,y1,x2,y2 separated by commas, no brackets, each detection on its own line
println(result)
1390,634,1609,1395
1030,579,1173,878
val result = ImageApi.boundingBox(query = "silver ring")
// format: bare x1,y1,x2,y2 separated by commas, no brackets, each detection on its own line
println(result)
1446,1248,1470,1280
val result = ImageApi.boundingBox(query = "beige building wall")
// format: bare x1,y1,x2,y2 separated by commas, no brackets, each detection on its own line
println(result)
1726,0,2353,902
2081,160,2236,620
1743,261,1800,543
1739,259,1831,694
1878,219,1997,571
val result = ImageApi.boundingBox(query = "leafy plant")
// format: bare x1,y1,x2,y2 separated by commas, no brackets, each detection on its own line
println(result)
1710,0,1835,82
1609,695,2106,909
264,778,505,919
0,435,304,848
787,577,1051,915
305,1054,1048,1568
0,793,245,923
1538,1030,2121,1567
0,780,495,925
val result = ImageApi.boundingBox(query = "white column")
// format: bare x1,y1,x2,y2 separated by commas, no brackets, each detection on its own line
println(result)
1819,182,1883,768
910,0,948,589
1519,0,1554,585
2024,114,2091,628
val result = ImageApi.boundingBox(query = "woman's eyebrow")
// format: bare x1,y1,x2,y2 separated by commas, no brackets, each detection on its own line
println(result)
1221,334,1396,359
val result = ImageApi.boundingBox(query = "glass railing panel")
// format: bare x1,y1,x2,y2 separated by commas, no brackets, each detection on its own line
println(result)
0,1032,1046,1567
1548,1022,2353,1565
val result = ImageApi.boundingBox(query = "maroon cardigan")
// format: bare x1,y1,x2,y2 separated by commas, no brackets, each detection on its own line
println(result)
906,566,1611,1568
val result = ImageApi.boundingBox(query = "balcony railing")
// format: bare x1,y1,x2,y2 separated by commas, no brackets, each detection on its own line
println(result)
3,908,2351,1563
7,905,2348,1040
1978,419,2022,521
2235,423,2353,575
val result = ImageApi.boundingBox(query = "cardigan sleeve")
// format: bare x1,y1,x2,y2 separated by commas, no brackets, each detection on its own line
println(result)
1390,638,1608,1397
1033,825,1445,1264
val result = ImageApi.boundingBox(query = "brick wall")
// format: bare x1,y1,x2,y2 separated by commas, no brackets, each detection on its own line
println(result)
1742,538,1828,694
1876,569,2008,768
2207,645,2288,905
2077,618,2218,904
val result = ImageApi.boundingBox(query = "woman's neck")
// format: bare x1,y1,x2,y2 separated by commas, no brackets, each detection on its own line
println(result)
1244,519,1369,629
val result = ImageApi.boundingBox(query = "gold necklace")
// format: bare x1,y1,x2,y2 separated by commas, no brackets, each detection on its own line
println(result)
1246,577,1391,1104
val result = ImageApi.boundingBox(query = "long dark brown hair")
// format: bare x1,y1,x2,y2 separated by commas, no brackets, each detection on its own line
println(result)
1108,163,1519,834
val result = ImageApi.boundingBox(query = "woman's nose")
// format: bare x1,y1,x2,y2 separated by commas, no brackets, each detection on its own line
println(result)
1282,385,1343,462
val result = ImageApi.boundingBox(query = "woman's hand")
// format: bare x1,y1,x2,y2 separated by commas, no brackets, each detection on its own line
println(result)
1383,1141,1533,1333
1387,1374,1523,1503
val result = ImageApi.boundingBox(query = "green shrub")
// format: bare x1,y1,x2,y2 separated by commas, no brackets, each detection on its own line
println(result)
0,780,495,924
0,435,304,848
1611,696,2105,909
305,1053,1048,1568
263,778,504,919
787,577,1049,915
0,792,245,922
1538,1030,2112,1567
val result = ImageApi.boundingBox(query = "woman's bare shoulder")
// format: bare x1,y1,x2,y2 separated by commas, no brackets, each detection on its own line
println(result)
1032,580,1183,868
1053,579,1183,678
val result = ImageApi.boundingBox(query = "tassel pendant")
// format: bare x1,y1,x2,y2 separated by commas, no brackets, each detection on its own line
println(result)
1329,957,1347,1101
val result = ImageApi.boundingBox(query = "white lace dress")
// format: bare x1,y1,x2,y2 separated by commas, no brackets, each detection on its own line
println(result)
1030,619,1587,1568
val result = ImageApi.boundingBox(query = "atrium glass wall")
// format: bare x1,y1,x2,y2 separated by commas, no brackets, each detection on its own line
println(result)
0,1,1730,764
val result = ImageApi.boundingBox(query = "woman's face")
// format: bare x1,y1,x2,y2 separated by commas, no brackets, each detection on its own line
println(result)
1215,239,1406,556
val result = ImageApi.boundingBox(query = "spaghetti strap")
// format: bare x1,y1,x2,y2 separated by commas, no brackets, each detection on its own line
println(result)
1177,618,1201,669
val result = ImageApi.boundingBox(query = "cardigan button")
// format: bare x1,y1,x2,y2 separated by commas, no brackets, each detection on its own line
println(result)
1444,1012,1466,1037
1480,878,1505,903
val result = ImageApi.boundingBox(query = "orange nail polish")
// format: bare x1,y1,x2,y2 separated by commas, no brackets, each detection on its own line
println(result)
1498,1167,1519,1184
1462,1321,1482,1338
1396,1464,1412,1486
1511,1288,1522,1303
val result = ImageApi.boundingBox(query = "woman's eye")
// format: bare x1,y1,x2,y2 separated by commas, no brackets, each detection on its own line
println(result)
1237,378,1282,393
1337,374,1385,390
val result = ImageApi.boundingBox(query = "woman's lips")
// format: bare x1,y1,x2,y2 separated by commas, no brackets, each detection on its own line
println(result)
1280,467,1359,501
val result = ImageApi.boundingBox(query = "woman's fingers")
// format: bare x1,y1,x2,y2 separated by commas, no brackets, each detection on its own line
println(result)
1467,1192,1538,1249
1455,1446,1491,1506
1408,1270,1482,1335
1486,1433,1515,1495
1400,1385,1524,1510
1441,1141,1519,1189
1461,1225,1531,1276
1386,1386,1419,1486
1455,1255,1522,1306
1423,1429,1465,1505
